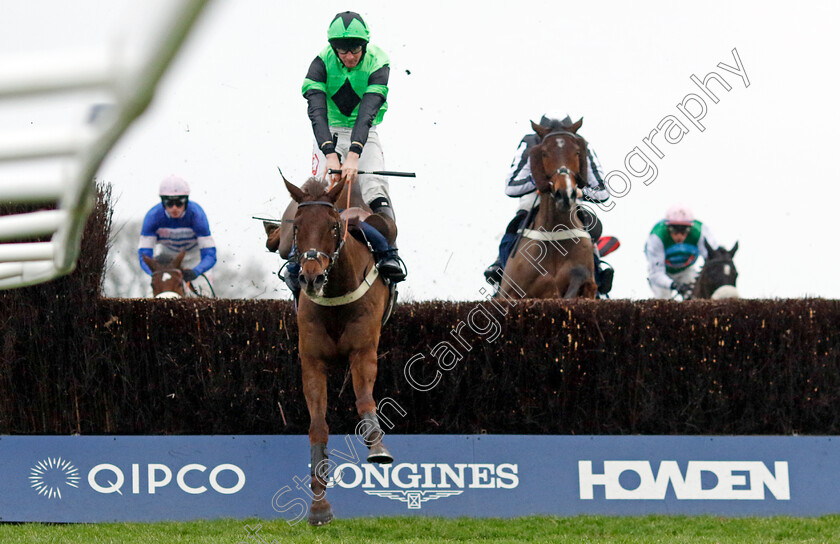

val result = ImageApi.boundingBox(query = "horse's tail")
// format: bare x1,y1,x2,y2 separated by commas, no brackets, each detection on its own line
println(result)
563,265,589,299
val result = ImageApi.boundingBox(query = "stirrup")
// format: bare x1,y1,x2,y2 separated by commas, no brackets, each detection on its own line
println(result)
374,249,407,283
278,261,301,296
378,257,407,283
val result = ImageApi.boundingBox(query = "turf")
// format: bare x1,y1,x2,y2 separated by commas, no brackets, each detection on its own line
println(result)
2,515,840,543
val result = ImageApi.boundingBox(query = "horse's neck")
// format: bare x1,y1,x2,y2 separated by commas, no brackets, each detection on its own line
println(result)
534,193,582,229
335,182,367,211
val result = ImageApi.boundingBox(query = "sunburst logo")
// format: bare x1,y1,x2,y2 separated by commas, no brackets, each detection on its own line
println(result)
29,457,81,499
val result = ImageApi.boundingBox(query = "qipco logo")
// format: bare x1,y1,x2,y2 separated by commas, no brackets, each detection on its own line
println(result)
87,463,246,495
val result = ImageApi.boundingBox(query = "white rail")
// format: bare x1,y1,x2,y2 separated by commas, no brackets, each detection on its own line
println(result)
0,0,212,290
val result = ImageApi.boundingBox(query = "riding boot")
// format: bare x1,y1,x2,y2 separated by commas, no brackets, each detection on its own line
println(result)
593,249,614,297
484,210,529,285
369,198,407,283
484,233,516,285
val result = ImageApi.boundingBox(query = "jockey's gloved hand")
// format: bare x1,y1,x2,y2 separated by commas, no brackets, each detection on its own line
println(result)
182,269,198,282
673,282,692,297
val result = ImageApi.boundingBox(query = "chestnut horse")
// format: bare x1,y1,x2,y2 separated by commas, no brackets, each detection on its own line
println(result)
142,252,187,298
691,241,739,299
498,119,597,299
283,176,393,526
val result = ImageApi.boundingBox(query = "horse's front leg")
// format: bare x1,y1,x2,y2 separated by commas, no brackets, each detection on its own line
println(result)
300,355,334,526
349,348,393,464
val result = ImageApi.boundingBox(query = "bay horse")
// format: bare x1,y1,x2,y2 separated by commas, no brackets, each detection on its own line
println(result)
142,252,187,298
691,241,739,299
498,119,597,299
283,176,393,526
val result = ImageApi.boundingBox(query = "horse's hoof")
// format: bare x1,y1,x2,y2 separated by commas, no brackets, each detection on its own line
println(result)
308,503,334,526
367,443,393,464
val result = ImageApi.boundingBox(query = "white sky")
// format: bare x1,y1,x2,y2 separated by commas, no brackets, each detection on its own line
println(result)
3,1,839,300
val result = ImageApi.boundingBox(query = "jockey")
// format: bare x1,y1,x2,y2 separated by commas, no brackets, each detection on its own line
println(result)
138,175,217,284
483,114,614,295
292,10,405,291
644,203,718,299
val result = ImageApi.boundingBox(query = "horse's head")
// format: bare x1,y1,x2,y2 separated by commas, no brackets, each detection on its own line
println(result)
143,251,187,298
529,118,587,211
285,177,345,297
700,240,739,299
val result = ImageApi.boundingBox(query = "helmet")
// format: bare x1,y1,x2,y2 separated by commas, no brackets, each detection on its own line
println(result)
664,203,694,226
327,12,370,43
159,175,190,196
539,113,576,132
539,113,574,131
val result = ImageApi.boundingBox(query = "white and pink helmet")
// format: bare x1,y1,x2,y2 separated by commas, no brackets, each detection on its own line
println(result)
159,175,191,196
664,203,694,226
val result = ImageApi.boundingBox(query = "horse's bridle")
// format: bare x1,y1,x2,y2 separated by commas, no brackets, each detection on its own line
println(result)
544,166,584,190
291,200,344,284
537,131,588,196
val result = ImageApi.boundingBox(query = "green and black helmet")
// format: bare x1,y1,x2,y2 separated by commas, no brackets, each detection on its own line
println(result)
327,11,370,52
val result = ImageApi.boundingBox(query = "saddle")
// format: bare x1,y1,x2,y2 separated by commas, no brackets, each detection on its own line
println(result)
263,205,397,256
341,207,397,246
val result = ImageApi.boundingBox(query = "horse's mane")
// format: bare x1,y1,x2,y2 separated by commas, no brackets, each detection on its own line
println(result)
301,177,329,199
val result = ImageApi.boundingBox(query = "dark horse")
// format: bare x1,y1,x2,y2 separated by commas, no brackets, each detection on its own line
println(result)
142,251,187,298
498,118,597,299
283,176,393,526
691,240,739,299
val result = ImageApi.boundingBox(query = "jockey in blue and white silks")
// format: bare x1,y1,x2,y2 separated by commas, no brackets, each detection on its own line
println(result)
138,175,217,283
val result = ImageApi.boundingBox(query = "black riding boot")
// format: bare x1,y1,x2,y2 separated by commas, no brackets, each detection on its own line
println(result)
369,198,407,283
593,249,614,296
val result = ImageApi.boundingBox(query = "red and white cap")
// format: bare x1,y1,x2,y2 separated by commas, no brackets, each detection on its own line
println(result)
664,203,694,226
159,175,190,196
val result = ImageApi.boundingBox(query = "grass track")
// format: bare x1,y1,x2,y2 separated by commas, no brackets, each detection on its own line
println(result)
2,515,840,543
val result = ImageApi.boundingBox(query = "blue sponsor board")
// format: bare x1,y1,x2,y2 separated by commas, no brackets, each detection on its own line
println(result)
0,435,838,522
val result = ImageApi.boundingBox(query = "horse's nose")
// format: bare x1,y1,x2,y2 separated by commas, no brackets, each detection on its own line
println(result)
300,272,326,293
555,189,571,207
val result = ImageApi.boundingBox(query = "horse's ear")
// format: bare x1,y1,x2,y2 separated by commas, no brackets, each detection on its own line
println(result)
531,120,551,141
704,239,716,255
142,255,159,271
569,117,583,133
730,241,739,257
326,178,346,203
172,251,187,269
285,178,305,203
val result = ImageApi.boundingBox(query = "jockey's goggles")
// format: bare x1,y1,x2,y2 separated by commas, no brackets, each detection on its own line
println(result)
667,225,690,235
162,196,188,208
335,45,363,55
